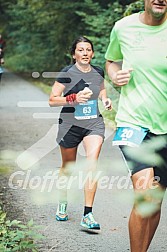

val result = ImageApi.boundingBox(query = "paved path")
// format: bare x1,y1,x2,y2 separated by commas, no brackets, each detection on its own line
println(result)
0,70,166,252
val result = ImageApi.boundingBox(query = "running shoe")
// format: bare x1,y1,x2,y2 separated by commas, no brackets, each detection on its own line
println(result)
56,202,68,221
80,212,100,230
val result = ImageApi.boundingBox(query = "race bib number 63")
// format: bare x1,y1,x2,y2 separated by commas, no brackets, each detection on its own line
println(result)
74,100,97,120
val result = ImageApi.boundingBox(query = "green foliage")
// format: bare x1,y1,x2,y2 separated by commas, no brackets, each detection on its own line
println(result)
76,0,123,68
1,0,143,74
0,206,44,251
124,0,144,16
3,0,87,72
0,165,10,175
1,0,129,73
134,188,164,217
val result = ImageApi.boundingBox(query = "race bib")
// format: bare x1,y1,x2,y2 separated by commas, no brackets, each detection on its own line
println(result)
0,67,3,74
74,100,97,120
112,126,148,147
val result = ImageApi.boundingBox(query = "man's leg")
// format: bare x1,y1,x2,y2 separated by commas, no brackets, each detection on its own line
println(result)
129,168,166,252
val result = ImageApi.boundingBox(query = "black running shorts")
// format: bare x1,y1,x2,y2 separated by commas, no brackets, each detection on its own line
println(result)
57,125,105,148
119,132,167,187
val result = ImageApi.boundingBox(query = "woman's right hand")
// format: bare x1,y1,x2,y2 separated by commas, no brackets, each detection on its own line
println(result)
76,91,92,103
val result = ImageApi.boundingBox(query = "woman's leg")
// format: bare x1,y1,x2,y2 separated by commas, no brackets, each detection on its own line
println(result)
82,135,103,208
58,145,78,202
56,146,78,221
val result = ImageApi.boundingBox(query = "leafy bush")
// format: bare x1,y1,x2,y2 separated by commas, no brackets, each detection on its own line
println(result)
124,0,144,16
0,206,44,252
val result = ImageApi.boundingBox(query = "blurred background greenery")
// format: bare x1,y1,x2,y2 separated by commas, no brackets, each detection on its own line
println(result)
0,0,144,73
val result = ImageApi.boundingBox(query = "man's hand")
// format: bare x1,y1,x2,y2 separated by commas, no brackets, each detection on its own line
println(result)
112,68,133,86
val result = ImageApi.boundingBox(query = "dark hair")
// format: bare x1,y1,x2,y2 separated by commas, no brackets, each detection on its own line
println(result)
70,36,94,63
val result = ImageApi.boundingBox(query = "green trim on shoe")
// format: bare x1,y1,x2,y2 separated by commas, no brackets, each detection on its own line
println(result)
80,212,100,230
56,202,68,221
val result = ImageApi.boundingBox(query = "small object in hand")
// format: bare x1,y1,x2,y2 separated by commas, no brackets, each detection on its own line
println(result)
82,87,93,95
104,99,112,110
105,100,109,106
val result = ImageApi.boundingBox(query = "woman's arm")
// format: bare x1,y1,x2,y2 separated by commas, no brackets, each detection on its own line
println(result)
49,81,67,107
49,81,92,107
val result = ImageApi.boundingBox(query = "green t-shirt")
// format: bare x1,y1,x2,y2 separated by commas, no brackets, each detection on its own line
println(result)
105,13,167,134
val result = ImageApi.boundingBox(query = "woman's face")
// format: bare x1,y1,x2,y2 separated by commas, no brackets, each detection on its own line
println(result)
73,42,94,65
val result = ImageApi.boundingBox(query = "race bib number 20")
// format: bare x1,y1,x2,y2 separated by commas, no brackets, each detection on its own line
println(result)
112,126,148,147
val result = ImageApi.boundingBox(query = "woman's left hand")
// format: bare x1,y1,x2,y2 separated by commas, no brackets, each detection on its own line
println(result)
102,98,112,110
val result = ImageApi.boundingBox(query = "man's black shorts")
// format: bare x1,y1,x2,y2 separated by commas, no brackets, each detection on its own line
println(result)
119,132,167,187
